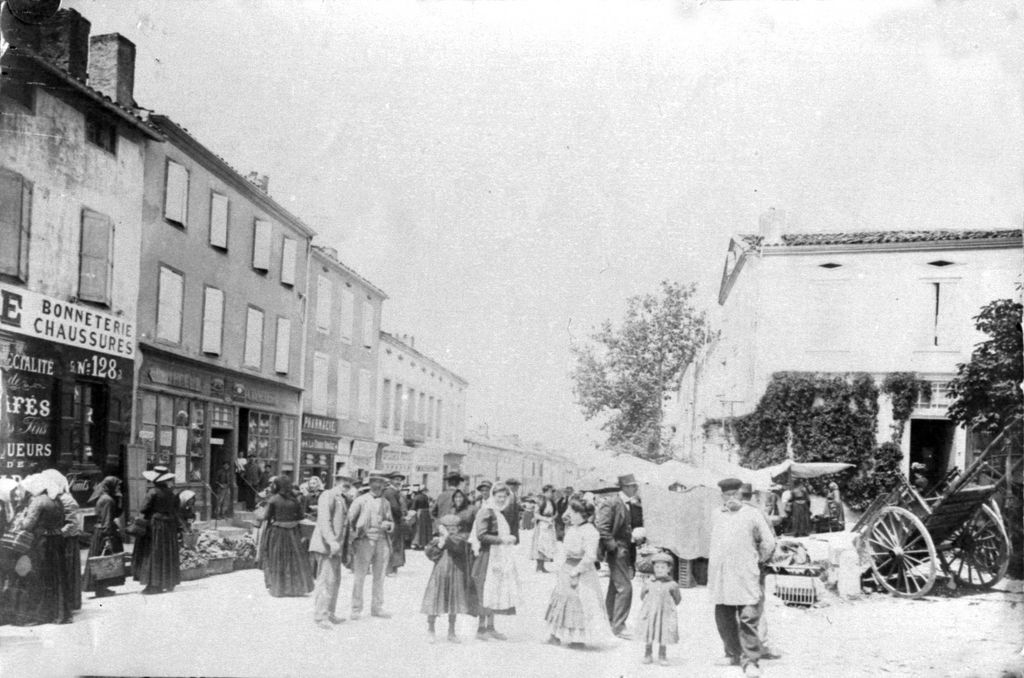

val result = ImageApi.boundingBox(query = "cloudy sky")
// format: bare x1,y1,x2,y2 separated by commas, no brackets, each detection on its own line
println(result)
69,0,1024,452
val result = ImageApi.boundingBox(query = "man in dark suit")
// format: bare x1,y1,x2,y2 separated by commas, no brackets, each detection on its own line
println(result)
553,485,574,542
431,472,464,519
501,478,522,542
382,472,407,575
596,473,640,637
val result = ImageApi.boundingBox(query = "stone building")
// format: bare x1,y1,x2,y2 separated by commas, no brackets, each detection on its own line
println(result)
0,9,160,508
677,211,1022,482
300,245,386,487
462,431,580,495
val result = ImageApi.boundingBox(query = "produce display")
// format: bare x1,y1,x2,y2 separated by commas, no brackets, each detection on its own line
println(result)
179,548,209,570
225,534,257,563
178,531,258,571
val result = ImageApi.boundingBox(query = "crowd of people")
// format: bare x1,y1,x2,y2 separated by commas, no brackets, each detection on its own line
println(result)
0,465,780,677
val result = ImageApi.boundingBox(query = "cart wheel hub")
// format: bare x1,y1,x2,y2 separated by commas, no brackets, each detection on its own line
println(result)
893,547,904,556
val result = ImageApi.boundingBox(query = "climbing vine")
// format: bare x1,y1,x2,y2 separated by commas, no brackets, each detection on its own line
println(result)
881,372,930,444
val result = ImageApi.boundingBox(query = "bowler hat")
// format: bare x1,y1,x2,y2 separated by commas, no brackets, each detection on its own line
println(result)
504,478,521,487
477,480,493,490
389,472,406,481
444,472,465,483
718,478,743,492
368,471,389,481
617,474,638,487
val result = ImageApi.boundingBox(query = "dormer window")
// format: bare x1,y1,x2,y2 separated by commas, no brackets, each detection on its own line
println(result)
928,260,954,267
819,262,842,269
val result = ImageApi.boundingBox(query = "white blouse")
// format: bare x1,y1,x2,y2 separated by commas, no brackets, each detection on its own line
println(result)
563,522,599,564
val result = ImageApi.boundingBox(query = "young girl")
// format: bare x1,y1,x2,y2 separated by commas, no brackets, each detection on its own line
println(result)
639,552,681,665
543,498,612,648
421,514,477,643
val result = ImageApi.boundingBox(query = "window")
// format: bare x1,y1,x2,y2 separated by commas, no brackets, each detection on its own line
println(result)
312,352,329,415
926,281,962,348
85,113,117,154
64,381,108,467
281,237,297,286
201,286,224,354
156,265,184,343
78,209,113,305
252,219,271,271
316,275,331,332
436,399,443,441
163,159,189,226
406,387,416,428
340,288,354,342
362,300,375,348
418,392,426,428
244,411,296,476
380,379,392,429
274,317,291,374
392,382,403,432
0,167,31,280
138,394,205,482
427,397,435,438
209,191,229,249
244,306,264,368
358,369,372,423
337,359,352,418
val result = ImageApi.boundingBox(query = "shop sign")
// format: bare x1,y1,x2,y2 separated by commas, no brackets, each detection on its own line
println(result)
415,464,440,473
382,449,412,463
147,365,204,393
301,435,338,454
229,381,277,406
0,282,135,359
302,414,339,436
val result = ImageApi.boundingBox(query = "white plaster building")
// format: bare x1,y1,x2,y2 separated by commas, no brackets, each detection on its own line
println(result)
677,212,1022,482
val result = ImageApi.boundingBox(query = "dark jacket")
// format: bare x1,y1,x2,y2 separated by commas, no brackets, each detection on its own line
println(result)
595,494,632,558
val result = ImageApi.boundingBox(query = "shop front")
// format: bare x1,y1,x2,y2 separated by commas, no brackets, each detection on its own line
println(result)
136,348,300,519
0,282,134,509
300,414,340,488
381,445,414,479
341,438,381,482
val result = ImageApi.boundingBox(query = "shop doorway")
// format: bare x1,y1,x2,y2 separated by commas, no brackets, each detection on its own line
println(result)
910,419,955,488
210,428,234,518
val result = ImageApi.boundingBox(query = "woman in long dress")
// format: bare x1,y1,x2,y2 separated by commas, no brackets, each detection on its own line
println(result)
531,485,558,573
788,483,811,537
543,497,613,647
134,469,181,594
469,482,520,641
43,469,82,611
421,513,478,642
83,476,125,598
3,473,71,625
259,475,314,597
410,486,432,549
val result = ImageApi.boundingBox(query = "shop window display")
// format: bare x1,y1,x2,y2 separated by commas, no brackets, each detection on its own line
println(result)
139,393,207,483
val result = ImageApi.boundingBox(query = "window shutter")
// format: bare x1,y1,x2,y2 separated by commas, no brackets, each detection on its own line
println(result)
337,359,352,417
201,287,224,354
316,275,331,330
936,281,962,349
313,353,329,415
362,301,374,348
210,192,229,248
252,219,271,270
156,266,183,342
358,369,372,422
79,209,113,304
275,317,291,373
244,307,264,367
0,169,28,279
164,160,188,224
281,237,297,285
340,288,354,342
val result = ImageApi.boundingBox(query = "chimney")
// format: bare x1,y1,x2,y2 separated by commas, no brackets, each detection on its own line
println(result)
758,207,786,246
1,3,42,52
88,34,135,106
38,9,91,81
246,172,269,193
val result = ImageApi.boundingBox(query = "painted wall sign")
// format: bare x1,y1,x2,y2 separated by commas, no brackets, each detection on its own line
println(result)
301,414,339,436
0,282,135,359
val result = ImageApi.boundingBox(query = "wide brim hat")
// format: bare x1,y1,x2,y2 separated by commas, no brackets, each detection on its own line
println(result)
617,474,638,487
388,472,406,481
504,478,521,487
368,471,389,481
444,472,465,483
718,477,743,492
476,480,493,490
142,470,159,482
156,472,176,484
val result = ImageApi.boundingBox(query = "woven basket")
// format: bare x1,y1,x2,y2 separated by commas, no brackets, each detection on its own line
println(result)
87,551,126,581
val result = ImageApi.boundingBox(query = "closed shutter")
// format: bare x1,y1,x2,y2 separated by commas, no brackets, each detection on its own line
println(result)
337,359,352,418
275,317,291,373
244,307,264,367
164,160,189,225
201,287,224,354
362,300,374,348
313,353,329,415
0,169,30,279
340,288,354,342
358,369,372,422
156,266,183,342
210,192,229,248
281,237,297,285
78,209,113,304
316,275,331,331
252,219,271,270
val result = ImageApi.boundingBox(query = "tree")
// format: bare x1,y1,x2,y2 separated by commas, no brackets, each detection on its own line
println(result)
946,298,1023,432
570,280,707,459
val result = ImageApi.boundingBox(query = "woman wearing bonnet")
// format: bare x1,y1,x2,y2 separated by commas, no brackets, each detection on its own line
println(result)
469,481,521,641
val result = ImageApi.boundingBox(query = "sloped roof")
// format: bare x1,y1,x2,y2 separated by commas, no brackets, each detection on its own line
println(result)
738,229,1022,249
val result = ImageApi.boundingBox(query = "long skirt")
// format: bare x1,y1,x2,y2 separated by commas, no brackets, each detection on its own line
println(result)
412,509,433,548
83,531,126,592
133,518,180,590
388,524,407,571
530,518,557,562
63,536,82,610
421,552,477,616
262,525,313,597
544,560,612,644
1,534,72,625
470,545,518,616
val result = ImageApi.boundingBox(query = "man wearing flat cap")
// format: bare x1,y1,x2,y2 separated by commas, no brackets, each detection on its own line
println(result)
709,478,776,677
596,473,641,637
309,467,352,629
347,471,395,619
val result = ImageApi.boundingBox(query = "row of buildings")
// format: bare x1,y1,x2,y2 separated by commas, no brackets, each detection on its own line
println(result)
671,208,1022,487
0,8,576,518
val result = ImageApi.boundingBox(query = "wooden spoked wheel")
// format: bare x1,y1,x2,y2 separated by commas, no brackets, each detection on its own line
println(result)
937,504,1010,588
866,506,937,598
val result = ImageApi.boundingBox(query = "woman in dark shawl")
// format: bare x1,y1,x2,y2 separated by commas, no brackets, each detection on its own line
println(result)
133,469,181,594
83,476,125,597
259,475,314,597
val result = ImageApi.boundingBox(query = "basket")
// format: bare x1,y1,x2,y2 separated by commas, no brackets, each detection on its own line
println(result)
768,573,817,606
182,530,200,549
179,565,208,581
677,559,695,588
0,529,34,556
205,557,234,575
87,550,126,581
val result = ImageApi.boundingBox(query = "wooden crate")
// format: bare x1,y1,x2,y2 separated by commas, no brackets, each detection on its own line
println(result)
179,565,208,581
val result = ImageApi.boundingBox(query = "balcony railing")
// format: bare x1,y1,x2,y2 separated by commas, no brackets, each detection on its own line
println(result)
403,421,427,446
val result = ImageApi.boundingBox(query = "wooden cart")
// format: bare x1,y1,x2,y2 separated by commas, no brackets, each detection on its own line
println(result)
850,417,1018,598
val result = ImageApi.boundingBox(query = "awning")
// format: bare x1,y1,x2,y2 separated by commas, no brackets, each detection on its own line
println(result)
763,459,854,480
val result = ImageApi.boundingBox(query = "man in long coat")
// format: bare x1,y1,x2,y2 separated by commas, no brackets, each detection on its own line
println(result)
709,478,777,677
309,468,351,629
383,473,407,575
596,474,640,637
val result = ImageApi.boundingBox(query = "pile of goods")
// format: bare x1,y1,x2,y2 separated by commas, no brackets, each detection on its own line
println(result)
224,533,258,569
178,530,258,577
179,548,209,571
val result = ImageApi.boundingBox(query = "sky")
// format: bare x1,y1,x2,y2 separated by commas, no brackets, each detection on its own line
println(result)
67,0,1024,453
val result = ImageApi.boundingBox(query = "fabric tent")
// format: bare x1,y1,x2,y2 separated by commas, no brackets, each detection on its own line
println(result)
575,453,662,491
639,484,720,560
763,459,854,480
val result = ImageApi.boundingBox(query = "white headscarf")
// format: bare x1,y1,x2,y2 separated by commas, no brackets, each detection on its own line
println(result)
41,469,70,495
0,478,20,522
468,484,512,556
21,473,59,497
